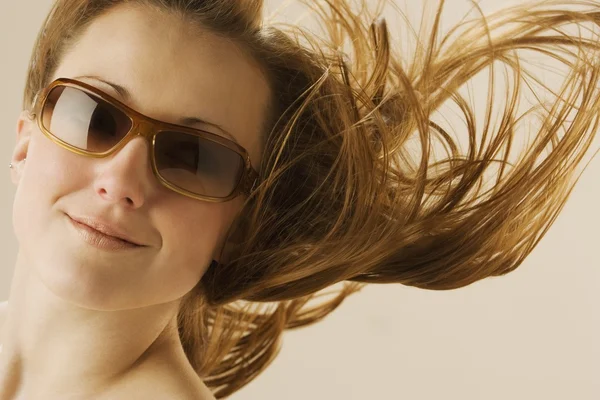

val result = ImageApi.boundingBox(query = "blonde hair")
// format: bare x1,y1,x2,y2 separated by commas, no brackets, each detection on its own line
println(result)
23,0,600,397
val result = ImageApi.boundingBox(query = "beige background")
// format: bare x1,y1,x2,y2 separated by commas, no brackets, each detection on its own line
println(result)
1,1,598,399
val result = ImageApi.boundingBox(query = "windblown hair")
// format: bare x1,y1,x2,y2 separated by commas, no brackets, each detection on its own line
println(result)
23,0,600,397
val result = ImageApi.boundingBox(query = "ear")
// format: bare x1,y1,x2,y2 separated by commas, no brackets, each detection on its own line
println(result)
10,110,33,185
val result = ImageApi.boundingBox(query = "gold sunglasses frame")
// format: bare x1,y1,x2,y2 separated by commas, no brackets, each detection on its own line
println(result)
29,77,259,203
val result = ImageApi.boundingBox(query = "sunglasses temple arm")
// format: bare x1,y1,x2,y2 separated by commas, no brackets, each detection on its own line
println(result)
28,93,40,119
241,168,259,197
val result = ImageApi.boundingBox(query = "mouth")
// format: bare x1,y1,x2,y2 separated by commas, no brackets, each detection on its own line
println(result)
66,214,145,250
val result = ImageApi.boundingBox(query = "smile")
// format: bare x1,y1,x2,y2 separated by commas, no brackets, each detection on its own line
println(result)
67,215,142,251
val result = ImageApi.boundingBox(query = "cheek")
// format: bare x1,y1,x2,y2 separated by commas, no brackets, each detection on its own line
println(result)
17,130,89,199
158,199,242,271
13,131,91,245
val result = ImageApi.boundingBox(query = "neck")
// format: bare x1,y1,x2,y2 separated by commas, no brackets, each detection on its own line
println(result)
0,251,193,399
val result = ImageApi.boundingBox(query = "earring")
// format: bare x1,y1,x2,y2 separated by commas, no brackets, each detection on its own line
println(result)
9,158,26,169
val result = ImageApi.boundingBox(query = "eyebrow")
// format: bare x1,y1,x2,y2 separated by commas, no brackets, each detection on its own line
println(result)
73,75,238,143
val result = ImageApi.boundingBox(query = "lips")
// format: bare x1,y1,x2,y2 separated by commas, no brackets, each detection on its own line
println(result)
67,214,146,247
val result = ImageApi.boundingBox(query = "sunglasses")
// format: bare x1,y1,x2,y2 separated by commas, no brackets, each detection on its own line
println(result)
29,78,259,202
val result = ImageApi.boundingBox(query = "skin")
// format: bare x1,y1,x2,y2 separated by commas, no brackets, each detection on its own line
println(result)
0,3,270,399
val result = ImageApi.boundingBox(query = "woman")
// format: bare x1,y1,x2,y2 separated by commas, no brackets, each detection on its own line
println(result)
0,0,599,398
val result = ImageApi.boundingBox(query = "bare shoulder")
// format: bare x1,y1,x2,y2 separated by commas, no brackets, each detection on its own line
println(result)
0,301,7,329
123,378,215,400
105,359,216,400
150,372,216,400
143,355,216,400
152,379,216,400
126,374,216,400
0,300,7,347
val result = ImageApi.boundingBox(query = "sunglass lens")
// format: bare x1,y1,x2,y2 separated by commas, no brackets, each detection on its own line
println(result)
154,131,244,198
41,86,132,152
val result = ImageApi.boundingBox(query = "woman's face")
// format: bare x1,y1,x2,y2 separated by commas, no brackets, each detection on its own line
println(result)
10,4,270,309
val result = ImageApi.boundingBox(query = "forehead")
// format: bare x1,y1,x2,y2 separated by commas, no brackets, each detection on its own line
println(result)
51,3,271,167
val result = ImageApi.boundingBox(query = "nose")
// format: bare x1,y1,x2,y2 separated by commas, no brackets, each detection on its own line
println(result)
93,136,153,209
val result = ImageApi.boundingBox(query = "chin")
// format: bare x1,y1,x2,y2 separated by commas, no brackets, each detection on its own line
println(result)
14,224,125,311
